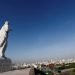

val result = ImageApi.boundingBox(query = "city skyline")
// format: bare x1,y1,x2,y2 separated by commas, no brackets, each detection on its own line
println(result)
0,0,75,63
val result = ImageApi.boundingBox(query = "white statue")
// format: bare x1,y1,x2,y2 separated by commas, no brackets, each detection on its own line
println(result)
0,21,11,59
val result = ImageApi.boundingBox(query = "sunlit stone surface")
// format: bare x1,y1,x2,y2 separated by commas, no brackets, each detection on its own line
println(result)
0,68,31,75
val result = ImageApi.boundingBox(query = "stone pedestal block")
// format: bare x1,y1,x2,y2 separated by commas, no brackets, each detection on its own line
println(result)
0,58,12,72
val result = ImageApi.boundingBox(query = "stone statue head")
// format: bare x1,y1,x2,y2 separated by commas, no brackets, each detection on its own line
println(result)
0,21,9,34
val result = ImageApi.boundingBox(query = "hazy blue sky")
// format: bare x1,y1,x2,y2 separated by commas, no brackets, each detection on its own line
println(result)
0,0,75,63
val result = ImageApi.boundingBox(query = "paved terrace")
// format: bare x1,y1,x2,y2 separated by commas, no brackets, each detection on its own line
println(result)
0,68,32,75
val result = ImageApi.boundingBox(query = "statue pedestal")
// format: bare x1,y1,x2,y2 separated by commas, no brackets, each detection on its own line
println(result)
0,58,12,72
